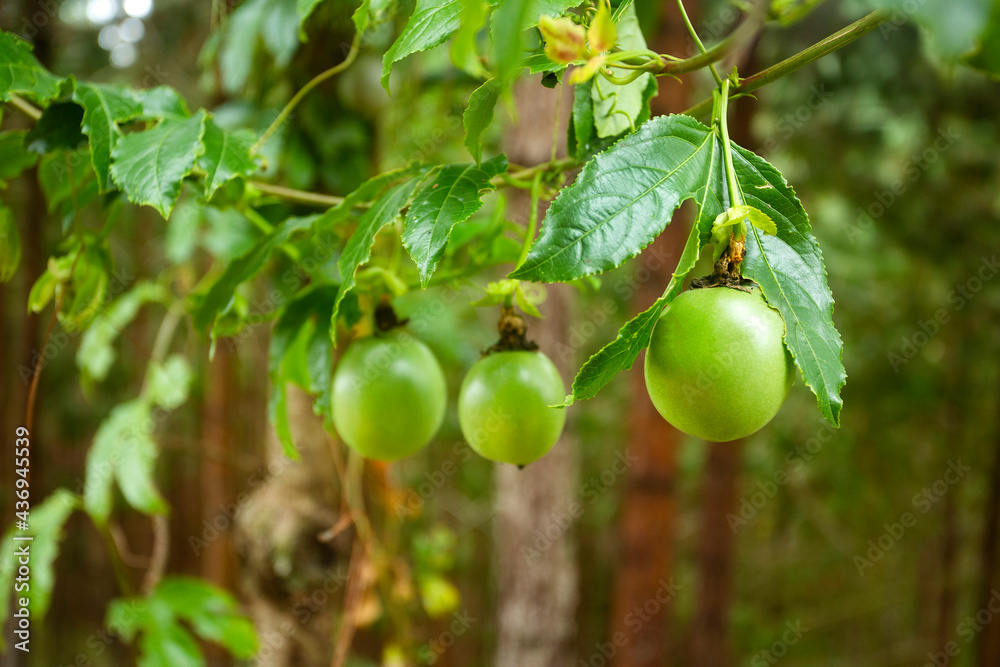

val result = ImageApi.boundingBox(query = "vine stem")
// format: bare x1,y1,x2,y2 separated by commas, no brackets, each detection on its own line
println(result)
683,9,890,117
677,0,723,86
251,35,361,155
715,79,744,211
516,172,543,269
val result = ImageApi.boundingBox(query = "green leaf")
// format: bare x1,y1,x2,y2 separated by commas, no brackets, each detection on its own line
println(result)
85,400,169,524
38,147,97,215
73,82,144,192
490,0,534,90
525,0,584,27
24,102,86,154
733,144,845,426
570,220,706,400
511,114,721,282
0,203,19,283
190,214,319,332
198,118,258,199
332,178,421,328
463,78,500,163
77,282,169,381
27,267,56,312
966,0,1000,76
864,0,992,61
0,31,62,102
0,131,38,184
110,111,207,218
591,4,651,138
219,0,300,94
298,0,326,36
402,155,507,285
134,86,191,120
352,0,373,34
58,243,114,333
712,204,777,236
268,284,338,457
450,0,489,78
523,51,567,74
381,0,463,90
108,576,257,665
0,489,78,649
146,355,193,411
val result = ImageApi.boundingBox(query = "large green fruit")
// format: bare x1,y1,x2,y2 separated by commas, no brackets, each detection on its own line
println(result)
331,331,446,461
458,351,566,465
644,287,794,442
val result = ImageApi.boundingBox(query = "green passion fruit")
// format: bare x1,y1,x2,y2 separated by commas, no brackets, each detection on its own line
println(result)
458,350,566,466
331,331,446,461
644,286,795,442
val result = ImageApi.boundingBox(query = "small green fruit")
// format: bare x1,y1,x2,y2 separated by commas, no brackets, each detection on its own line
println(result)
332,331,446,461
458,351,566,465
644,287,794,442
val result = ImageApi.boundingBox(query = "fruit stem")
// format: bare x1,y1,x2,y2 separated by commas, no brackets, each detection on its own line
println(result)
487,306,538,354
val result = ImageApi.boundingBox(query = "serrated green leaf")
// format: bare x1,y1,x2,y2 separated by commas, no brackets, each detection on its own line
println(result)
591,4,650,138
0,489,78,649
511,114,721,283
381,0,463,90
78,282,169,381
570,218,707,400
190,214,318,332
73,82,143,192
332,178,421,329
402,155,507,285
733,144,845,425
352,0,373,34
463,78,500,163
0,130,39,183
0,204,19,283
199,119,258,199
85,400,167,525
0,31,62,102
110,111,207,218
24,103,86,154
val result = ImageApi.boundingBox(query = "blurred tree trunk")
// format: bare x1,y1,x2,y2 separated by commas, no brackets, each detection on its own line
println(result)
201,348,236,665
608,5,689,666
689,440,742,667
977,428,1000,665
494,81,579,667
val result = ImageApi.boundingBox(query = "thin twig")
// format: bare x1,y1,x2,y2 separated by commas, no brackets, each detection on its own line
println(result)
9,94,41,120
252,36,361,154
682,10,890,117
142,515,170,594
331,539,368,667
